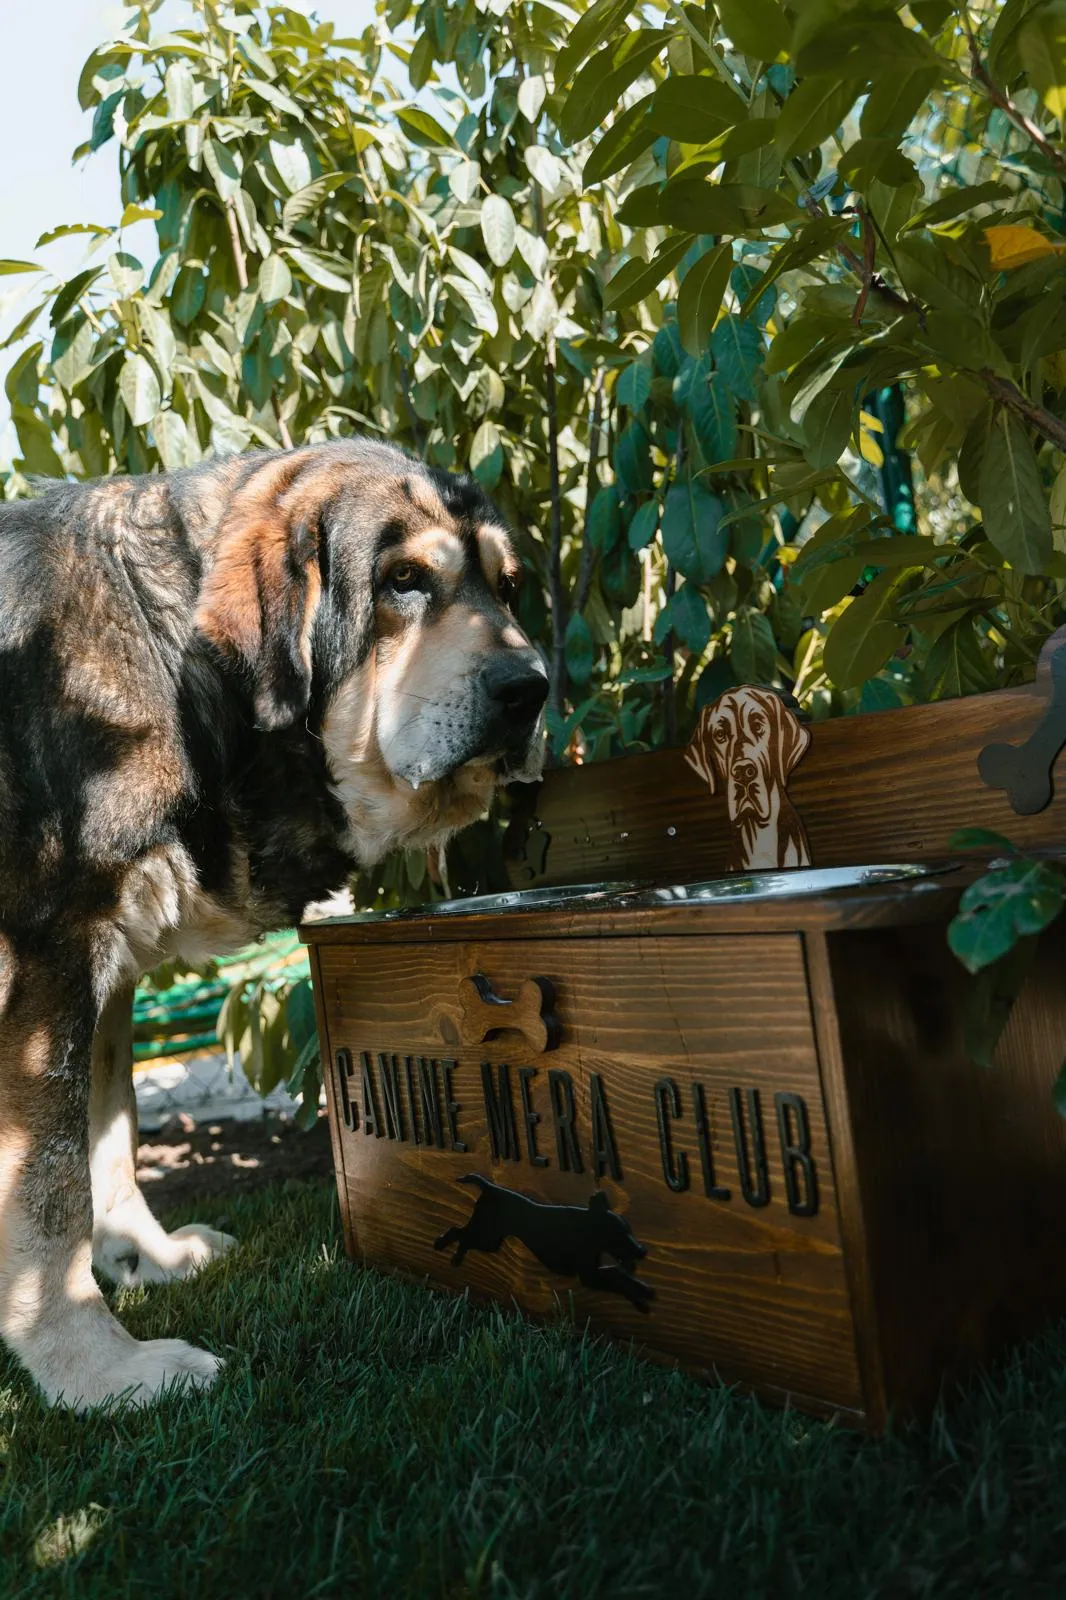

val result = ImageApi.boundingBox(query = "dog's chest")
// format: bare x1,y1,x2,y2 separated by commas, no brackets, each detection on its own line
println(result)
109,844,273,983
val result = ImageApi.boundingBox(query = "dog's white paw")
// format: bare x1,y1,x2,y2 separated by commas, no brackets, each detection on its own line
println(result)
94,1197,236,1287
47,1335,223,1412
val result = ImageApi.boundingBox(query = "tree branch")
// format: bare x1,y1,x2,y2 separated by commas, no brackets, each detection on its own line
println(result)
959,4,1066,182
980,371,1066,452
544,335,567,718
575,375,605,615
225,200,249,292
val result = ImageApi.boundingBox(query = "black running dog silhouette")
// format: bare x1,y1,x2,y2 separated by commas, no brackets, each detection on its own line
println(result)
435,1174,654,1312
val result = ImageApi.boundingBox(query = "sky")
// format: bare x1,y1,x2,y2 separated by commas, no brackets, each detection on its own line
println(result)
0,0,379,459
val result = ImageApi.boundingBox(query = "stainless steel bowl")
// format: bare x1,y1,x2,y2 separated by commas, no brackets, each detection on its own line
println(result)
331,863,952,925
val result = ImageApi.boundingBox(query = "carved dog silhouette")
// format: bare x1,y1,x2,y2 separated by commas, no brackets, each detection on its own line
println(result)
435,1175,654,1312
686,687,812,871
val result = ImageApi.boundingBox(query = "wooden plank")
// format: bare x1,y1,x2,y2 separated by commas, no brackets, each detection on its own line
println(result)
825,916,1066,1419
318,936,865,1415
502,660,1066,891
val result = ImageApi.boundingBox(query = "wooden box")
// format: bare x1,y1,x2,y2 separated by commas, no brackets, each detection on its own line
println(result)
303,630,1066,1426
303,873,1066,1428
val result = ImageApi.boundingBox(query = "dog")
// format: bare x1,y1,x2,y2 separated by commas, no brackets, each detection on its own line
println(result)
0,439,548,1411
685,687,812,872
435,1174,654,1312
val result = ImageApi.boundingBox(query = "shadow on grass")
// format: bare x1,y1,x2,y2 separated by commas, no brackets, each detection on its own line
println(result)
2,1179,1066,1599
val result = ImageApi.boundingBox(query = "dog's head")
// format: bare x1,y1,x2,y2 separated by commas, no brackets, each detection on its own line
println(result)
685,687,810,828
587,1192,647,1269
193,440,547,865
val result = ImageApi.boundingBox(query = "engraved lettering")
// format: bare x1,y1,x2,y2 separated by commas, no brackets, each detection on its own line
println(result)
336,1047,357,1133
518,1066,548,1167
547,1069,583,1173
654,1077,688,1193
481,1062,520,1162
730,1087,769,1208
443,1060,466,1152
360,1051,382,1139
692,1082,729,1201
589,1072,622,1181
378,1052,406,1142
775,1092,818,1217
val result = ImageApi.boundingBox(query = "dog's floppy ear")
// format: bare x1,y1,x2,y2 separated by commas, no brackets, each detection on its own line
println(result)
766,693,811,777
684,706,720,793
196,461,324,731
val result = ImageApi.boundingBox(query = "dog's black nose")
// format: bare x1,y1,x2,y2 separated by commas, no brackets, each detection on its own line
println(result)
734,759,758,783
482,655,549,721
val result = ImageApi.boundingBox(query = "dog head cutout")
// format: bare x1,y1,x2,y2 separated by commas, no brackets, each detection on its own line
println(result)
194,439,548,866
685,687,813,871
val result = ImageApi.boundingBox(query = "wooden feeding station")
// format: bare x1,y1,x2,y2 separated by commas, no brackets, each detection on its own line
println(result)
302,631,1066,1429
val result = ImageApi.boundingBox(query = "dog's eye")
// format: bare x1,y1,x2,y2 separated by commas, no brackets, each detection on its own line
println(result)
388,563,421,594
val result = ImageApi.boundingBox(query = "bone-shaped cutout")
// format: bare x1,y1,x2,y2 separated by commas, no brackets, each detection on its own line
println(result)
978,629,1066,816
456,974,562,1054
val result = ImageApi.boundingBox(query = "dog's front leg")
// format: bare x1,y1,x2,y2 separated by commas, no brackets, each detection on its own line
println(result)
90,984,235,1288
0,941,222,1410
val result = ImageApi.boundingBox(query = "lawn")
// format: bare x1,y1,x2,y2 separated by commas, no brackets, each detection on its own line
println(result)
3,1179,1066,1599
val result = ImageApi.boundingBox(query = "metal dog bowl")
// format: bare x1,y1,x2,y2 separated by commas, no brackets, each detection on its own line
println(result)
331,863,952,925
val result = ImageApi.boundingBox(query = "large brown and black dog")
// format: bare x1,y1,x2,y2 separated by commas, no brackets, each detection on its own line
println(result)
0,439,547,1411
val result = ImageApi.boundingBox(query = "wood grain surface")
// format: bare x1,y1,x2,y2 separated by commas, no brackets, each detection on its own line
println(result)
314,936,865,1416
501,668,1066,891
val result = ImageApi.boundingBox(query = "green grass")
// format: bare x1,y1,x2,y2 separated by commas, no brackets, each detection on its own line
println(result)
3,1182,1066,1599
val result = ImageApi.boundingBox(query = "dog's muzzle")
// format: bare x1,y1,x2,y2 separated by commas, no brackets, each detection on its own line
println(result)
478,651,549,778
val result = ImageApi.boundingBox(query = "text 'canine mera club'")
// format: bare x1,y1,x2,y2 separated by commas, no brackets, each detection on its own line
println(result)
335,1049,819,1218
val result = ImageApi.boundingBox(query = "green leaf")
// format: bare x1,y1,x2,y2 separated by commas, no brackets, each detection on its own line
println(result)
677,242,733,357
795,17,941,76
894,236,981,317
109,251,144,297
949,858,1066,974
269,135,312,194
715,0,789,59
398,106,454,148
730,609,778,683
288,248,351,294
258,255,292,306
154,409,192,471
921,620,994,700
1019,1,1066,121
978,410,1053,575
950,828,1019,855
738,219,850,320
616,359,651,412
775,76,863,159
615,421,653,495
119,353,162,428
661,481,726,581
802,384,854,470
604,235,692,312
565,612,595,685
204,138,241,202
171,265,206,325
823,574,907,690
655,585,712,653
12,405,64,477
561,29,671,144
557,0,634,82
481,194,516,268
711,314,763,402
627,500,659,550
281,173,350,230
589,484,623,553
119,204,162,228
582,95,657,186
687,364,738,463
647,76,745,143
470,420,503,489
904,181,1011,232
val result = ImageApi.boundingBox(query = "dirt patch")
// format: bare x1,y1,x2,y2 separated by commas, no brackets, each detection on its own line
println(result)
137,1110,334,1210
